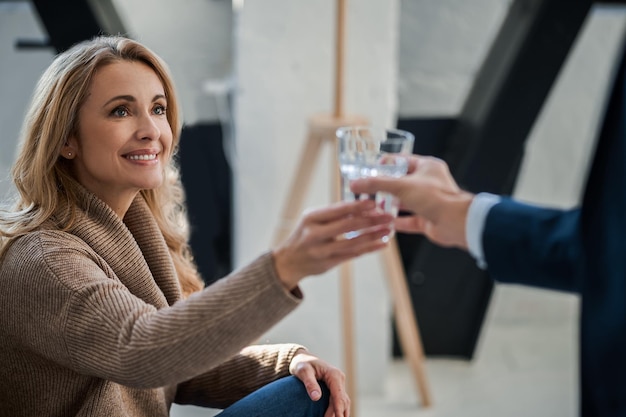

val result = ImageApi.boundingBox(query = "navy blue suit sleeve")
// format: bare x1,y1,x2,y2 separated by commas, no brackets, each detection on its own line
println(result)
482,198,584,293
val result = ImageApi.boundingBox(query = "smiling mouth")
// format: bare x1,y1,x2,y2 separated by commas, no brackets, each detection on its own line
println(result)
125,154,157,161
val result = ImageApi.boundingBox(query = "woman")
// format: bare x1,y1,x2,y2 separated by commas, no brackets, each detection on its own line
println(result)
0,36,392,417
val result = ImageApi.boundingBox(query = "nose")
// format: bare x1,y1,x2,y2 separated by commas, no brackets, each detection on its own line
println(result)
135,112,160,141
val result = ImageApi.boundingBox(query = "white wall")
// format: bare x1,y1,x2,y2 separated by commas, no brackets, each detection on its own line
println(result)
514,6,626,208
0,3,52,199
111,0,233,125
398,0,511,117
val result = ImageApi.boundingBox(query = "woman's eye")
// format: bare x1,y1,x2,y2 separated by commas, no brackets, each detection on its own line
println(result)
154,105,167,115
111,106,128,117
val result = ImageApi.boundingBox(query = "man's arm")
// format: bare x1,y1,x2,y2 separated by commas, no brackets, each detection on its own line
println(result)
482,198,584,293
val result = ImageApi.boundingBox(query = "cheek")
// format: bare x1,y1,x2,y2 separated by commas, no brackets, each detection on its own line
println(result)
161,123,175,153
81,133,124,160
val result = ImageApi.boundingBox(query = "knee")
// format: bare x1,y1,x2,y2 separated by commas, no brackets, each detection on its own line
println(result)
285,376,331,417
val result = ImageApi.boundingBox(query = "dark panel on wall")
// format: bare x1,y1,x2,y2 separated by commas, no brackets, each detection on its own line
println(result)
393,118,493,358
446,0,592,193
28,0,126,52
394,0,592,359
178,123,232,286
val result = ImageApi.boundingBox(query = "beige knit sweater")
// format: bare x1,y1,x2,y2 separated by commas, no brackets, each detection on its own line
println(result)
0,188,304,416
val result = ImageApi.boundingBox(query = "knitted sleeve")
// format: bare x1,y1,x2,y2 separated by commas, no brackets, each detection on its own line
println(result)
2,231,302,389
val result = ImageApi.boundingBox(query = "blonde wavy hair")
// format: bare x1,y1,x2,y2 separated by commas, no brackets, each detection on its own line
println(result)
0,35,204,297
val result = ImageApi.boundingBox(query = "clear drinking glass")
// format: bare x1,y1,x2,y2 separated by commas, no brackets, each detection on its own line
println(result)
336,125,414,240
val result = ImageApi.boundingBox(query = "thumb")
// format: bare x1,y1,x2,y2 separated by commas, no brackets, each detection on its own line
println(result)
308,380,323,401
296,365,323,401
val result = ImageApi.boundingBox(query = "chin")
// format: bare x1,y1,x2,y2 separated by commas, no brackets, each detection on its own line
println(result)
145,175,165,187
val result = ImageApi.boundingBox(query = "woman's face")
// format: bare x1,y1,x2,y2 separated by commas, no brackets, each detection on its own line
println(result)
65,60,173,217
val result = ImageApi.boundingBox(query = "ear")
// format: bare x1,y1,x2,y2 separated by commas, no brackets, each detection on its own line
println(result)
61,136,78,160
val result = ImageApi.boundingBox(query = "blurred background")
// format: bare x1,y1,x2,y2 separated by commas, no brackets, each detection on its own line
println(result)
1,1,625,416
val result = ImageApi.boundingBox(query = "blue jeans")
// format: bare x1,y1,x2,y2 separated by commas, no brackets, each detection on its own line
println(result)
216,376,330,417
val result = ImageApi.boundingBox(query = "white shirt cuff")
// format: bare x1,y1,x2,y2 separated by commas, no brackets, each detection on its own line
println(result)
466,192,501,269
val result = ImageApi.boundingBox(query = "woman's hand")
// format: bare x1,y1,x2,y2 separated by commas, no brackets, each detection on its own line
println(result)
272,199,393,289
289,350,350,417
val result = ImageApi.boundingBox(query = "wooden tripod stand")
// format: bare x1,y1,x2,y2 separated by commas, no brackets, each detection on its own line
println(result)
271,113,432,412
271,0,431,413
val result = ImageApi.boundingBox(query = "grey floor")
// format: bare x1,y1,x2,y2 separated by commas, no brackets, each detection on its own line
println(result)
171,283,579,417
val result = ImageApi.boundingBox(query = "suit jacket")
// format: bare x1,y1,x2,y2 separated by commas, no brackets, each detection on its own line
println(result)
482,39,626,415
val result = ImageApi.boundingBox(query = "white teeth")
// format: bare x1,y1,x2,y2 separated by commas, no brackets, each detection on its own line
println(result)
126,154,157,161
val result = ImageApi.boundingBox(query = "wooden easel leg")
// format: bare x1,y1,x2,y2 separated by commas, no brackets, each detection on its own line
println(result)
331,139,358,417
338,261,357,416
381,238,433,407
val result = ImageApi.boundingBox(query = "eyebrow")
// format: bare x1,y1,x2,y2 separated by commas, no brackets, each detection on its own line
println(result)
103,94,166,108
